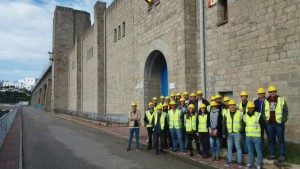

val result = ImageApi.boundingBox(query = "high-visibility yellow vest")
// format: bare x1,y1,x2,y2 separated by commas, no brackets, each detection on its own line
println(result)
207,105,211,112
168,109,181,129
238,102,248,113
184,114,196,132
154,112,166,130
146,110,155,127
222,108,229,117
225,109,243,133
243,112,261,137
198,114,208,132
265,97,284,123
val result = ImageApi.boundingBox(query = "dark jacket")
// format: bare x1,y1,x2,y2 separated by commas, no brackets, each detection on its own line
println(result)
195,98,210,113
152,112,168,134
207,108,223,138
266,95,288,124
222,110,242,135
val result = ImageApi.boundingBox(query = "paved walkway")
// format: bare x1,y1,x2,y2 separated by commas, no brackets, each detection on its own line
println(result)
0,108,21,169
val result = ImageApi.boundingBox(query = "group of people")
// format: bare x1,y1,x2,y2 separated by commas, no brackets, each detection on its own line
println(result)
127,85,288,169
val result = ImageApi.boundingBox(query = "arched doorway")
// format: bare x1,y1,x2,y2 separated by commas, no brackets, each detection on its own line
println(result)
144,50,168,108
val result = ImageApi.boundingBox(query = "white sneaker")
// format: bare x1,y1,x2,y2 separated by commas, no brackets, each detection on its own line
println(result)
146,139,149,143
257,166,261,169
245,164,253,169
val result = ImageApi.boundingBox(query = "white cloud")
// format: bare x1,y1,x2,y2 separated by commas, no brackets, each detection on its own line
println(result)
0,0,112,80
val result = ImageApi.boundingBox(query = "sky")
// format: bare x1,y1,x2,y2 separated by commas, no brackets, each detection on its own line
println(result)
0,0,112,81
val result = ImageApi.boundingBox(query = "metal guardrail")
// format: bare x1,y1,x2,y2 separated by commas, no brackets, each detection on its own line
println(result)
0,106,19,147
56,109,129,124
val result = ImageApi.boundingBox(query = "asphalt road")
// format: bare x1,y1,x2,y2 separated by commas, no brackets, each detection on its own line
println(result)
22,107,213,169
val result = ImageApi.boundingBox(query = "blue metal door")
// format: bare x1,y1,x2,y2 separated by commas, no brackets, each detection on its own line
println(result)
161,63,168,96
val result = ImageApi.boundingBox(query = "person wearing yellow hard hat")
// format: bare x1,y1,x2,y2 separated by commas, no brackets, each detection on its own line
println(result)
183,91,190,106
175,92,181,107
197,103,209,159
222,100,243,167
170,93,175,101
196,90,210,114
188,93,197,109
159,96,165,106
222,96,231,117
215,94,225,111
162,103,172,149
127,102,141,151
164,96,170,109
178,97,188,150
152,104,168,155
144,102,155,150
152,97,158,111
238,90,249,154
266,85,288,161
207,96,215,112
184,104,200,157
254,87,270,150
207,101,223,161
242,101,264,169
168,100,185,153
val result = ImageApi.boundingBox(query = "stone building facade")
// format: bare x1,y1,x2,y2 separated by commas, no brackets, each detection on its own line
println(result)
31,0,300,143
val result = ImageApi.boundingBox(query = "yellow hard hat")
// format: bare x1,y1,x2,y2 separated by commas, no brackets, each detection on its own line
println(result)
170,100,176,105
200,103,206,108
165,96,170,100
197,90,203,94
268,85,277,92
190,93,196,97
240,91,248,96
170,93,175,97
210,96,215,101
163,103,168,107
228,100,236,105
176,92,181,97
247,101,255,108
223,96,230,102
188,104,195,109
215,94,221,99
152,97,157,101
257,88,265,94
183,91,189,95
131,102,137,106
160,96,165,99
180,98,185,102
157,105,163,110
148,102,154,106
210,101,218,107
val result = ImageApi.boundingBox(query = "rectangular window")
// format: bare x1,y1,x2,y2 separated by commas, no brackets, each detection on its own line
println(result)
114,28,117,42
122,22,125,37
118,25,121,40
87,47,93,60
217,0,228,26
218,91,233,99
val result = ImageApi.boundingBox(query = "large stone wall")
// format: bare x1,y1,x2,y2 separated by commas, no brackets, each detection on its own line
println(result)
195,0,300,142
106,0,199,114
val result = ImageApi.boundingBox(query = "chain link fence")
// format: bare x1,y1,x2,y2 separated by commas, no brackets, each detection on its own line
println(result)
55,109,129,124
0,106,19,147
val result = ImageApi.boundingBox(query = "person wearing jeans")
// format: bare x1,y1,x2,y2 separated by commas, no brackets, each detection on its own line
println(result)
127,102,141,151
242,101,264,169
207,101,223,161
266,85,288,161
222,100,243,168
144,102,155,150
168,100,184,153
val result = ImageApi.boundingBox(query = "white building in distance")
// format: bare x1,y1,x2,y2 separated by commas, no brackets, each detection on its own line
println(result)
2,77,37,90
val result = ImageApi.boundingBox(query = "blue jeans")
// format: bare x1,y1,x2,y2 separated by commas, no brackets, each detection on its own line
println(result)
267,122,286,157
227,133,242,163
209,136,220,157
128,128,139,148
246,137,262,167
170,128,184,151
242,132,248,153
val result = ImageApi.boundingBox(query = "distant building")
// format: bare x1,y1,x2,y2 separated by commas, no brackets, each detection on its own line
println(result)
2,77,37,90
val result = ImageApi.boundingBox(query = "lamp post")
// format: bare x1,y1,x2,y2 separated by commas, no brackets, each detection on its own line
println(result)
48,51,54,61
